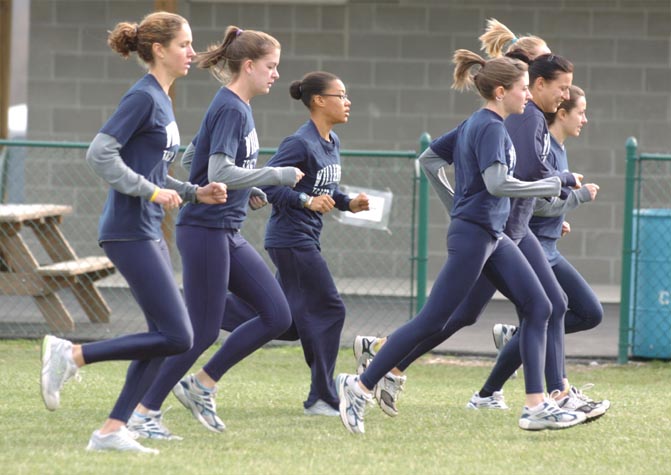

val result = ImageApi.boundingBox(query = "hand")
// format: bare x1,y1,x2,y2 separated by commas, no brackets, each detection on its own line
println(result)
196,182,228,204
349,193,370,213
153,189,182,210
307,194,335,214
561,221,571,237
249,195,268,210
572,173,583,189
292,168,305,187
584,183,600,201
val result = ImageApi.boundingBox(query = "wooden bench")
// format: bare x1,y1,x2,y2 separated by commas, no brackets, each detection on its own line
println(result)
0,204,116,331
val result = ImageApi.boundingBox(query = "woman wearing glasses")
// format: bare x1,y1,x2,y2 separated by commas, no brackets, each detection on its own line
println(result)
223,71,369,417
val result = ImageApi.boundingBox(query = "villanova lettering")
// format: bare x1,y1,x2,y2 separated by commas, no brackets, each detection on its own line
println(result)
244,128,259,158
507,145,517,176
540,132,550,162
313,164,342,195
165,121,180,149
163,121,180,162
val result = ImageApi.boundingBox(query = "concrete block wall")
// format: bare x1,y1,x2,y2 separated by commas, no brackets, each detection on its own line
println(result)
24,0,671,286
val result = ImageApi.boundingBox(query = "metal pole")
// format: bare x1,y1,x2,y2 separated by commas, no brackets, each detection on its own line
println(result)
618,137,638,364
415,132,431,314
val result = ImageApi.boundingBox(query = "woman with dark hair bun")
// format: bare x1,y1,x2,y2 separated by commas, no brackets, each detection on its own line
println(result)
259,71,369,416
40,11,227,454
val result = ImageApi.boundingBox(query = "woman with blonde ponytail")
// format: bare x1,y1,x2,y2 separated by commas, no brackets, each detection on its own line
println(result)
40,12,227,454
337,49,584,434
479,18,550,59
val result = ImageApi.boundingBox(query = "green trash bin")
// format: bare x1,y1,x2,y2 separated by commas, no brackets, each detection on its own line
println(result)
631,209,671,359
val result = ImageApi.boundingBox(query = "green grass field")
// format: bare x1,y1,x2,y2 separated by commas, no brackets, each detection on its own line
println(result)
1,339,670,475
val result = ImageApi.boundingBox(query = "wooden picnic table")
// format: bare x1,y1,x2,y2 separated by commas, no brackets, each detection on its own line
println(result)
0,204,115,331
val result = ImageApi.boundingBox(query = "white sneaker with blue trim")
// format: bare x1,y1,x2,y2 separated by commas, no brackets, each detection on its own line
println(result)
172,374,225,433
127,408,183,440
336,373,372,434
519,395,586,430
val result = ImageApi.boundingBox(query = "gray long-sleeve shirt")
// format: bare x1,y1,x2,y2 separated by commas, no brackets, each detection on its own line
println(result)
533,187,592,217
418,146,561,214
180,142,297,190
87,133,198,203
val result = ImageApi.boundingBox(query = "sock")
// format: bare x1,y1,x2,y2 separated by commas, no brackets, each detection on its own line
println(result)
193,376,213,393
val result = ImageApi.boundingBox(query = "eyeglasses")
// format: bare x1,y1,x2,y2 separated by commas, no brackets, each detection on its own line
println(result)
321,93,349,101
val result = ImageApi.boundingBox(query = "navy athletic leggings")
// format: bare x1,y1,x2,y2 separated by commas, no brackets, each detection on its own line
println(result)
82,239,193,422
140,226,291,410
358,219,552,395
478,253,603,394
219,246,346,410
394,230,568,393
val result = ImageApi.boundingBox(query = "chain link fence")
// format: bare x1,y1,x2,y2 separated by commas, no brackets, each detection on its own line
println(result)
620,137,671,361
0,140,425,345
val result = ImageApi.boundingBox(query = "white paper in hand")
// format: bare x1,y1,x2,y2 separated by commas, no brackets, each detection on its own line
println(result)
334,185,393,234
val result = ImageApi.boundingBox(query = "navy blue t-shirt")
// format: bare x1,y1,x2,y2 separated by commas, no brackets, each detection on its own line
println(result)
503,101,555,239
432,108,515,238
97,74,180,242
178,87,259,230
263,120,351,249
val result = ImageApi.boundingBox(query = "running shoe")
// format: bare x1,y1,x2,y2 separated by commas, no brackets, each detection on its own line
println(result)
86,426,159,454
466,390,509,410
558,384,611,420
336,373,372,434
172,374,225,433
304,399,339,417
353,336,385,375
492,324,517,350
492,324,518,379
127,408,183,440
40,335,80,411
518,394,586,430
374,372,406,417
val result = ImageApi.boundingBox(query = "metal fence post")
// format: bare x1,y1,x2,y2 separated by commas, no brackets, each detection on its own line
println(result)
618,136,638,364
415,132,431,314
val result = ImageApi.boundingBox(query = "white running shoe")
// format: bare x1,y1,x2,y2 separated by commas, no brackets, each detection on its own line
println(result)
336,373,372,434
465,390,509,410
374,372,406,417
492,324,517,350
172,374,225,433
127,408,183,440
518,395,587,431
304,399,339,417
353,336,384,375
492,324,518,379
558,384,611,421
86,426,159,454
40,335,79,411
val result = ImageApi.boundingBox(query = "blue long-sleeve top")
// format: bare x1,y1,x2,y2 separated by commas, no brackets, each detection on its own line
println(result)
263,120,351,250
503,101,576,239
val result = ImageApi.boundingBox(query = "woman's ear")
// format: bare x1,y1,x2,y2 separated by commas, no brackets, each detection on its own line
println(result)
494,85,505,101
312,94,326,109
152,42,164,61
243,59,254,75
